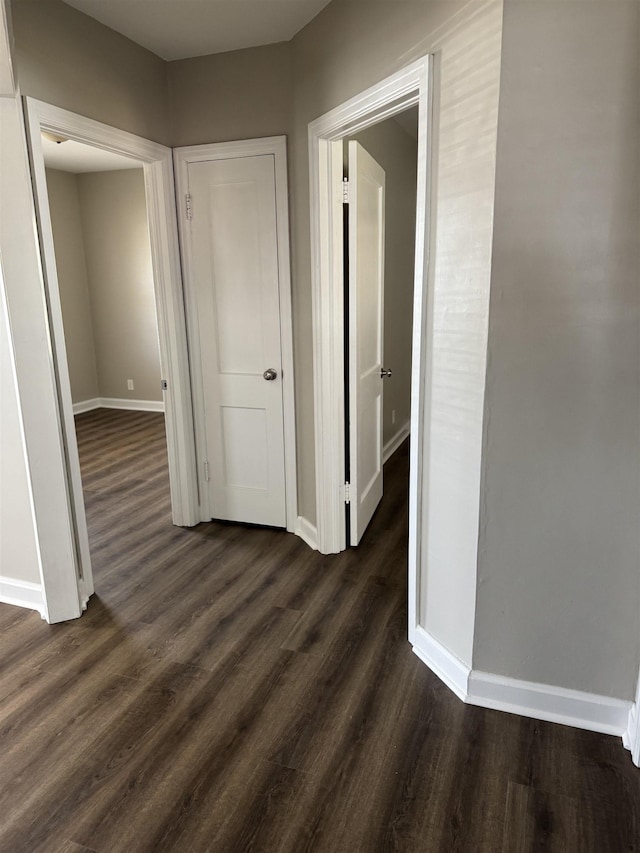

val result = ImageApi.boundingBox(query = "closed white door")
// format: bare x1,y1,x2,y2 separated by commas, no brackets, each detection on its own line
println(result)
348,141,386,545
186,154,286,527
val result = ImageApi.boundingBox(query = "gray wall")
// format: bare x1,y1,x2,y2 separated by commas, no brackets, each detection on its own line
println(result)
77,170,161,402
11,0,170,145
46,167,161,405
475,0,640,699
168,42,292,147
349,116,418,447
45,168,99,404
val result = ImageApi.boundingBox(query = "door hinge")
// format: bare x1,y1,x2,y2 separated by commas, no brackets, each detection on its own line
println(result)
342,178,350,204
185,192,193,220
203,460,210,482
343,481,351,504
161,379,168,390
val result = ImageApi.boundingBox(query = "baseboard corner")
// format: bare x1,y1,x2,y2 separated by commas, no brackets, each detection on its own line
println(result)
72,397,101,415
411,625,470,701
295,516,318,551
383,421,410,464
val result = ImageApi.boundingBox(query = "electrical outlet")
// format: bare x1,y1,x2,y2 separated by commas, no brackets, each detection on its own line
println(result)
392,409,396,425
127,379,134,391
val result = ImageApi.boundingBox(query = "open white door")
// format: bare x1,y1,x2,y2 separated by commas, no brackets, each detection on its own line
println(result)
348,141,386,545
181,149,289,528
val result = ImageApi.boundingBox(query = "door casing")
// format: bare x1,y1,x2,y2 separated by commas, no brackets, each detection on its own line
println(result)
174,138,298,533
23,97,199,621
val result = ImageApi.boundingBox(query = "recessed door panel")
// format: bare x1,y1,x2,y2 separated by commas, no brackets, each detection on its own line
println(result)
207,180,266,375
221,406,269,491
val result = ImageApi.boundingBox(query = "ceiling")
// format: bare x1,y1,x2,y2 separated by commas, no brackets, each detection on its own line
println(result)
61,0,333,61
41,136,142,173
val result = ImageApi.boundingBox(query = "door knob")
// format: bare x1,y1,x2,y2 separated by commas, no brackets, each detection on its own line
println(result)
263,368,278,381
380,368,392,379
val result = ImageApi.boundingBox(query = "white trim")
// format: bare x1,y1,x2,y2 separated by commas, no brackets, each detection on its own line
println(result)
468,671,632,738
0,0,14,97
308,56,432,682
21,98,198,622
72,397,165,415
173,137,298,533
71,398,102,415
295,516,318,551
0,576,45,618
412,626,471,702
624,672,640,766
383,421,410,464
411,630,632,741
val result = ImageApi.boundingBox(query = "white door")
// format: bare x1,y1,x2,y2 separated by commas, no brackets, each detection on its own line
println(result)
348,141,386,545
185,154,286,527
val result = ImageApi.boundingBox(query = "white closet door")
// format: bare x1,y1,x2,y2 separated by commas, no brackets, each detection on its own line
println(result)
187,154,286,527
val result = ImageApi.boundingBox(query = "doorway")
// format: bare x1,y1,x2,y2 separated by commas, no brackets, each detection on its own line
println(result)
43,138,173,597
308,57,432,644
24,98,197,621
344,108,418,546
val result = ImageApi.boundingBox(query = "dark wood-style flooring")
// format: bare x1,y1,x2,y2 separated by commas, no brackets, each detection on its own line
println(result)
1,408,638,852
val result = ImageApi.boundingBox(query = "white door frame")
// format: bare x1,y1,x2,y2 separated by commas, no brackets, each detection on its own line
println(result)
23,98,199,618
308,58,432,638
174,138,298,532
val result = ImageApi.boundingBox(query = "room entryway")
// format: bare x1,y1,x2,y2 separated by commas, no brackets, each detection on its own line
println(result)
23,99,197,622
343,121,418,547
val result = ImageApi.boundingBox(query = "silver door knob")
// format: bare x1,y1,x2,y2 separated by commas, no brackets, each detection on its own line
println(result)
263,368,278,381
380,368,393,379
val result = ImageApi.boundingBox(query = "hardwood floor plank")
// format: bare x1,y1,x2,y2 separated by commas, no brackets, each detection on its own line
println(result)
501,779,639,852
0,411,636,852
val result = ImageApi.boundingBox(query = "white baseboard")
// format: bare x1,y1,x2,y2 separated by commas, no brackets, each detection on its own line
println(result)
0,576,45,618
73,397,165,415
72,397,101,414
412,625,471,701
412,625,632,741
383,421,410,463
295,516,318,551
623,696,640,767
468,670,632,738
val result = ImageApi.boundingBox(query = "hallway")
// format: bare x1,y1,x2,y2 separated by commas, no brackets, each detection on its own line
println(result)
0,409,637,851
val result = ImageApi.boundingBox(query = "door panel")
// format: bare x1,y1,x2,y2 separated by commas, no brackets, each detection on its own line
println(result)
348,141,386,545
187,154,286,527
